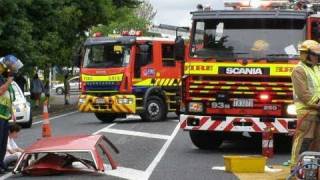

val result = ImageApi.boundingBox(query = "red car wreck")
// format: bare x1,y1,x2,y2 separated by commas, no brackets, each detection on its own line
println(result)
12,134,119,176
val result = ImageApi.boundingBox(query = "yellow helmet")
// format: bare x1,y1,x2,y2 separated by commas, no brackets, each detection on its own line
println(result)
309,45,320,56
298,40,319,52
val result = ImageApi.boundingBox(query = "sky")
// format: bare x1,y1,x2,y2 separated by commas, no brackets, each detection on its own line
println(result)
149,0,225,26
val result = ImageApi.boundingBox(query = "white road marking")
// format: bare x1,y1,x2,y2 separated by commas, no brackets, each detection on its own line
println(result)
170,119,180,122
93,123,116,135
93,121,180,180
212,166,226,171
105,166,146,180
144,123,180,179
0,172,13,180
96,128,171,140
32,111,78,125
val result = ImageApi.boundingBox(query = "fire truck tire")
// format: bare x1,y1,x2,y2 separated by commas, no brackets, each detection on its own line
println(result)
141,96,167,122
274,134,292,152
94,113,117,123
189,131,223,150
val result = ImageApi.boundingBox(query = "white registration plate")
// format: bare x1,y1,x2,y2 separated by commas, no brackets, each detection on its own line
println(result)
95,98,105,104
233,99,253,107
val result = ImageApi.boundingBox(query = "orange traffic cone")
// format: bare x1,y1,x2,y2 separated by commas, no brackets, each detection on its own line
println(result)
42,100,52,138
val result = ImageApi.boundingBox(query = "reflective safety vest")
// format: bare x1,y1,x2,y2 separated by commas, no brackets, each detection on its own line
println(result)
294,62,320,113
0,85,15,120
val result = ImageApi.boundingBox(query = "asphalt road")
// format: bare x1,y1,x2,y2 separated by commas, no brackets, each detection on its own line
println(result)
0,111,292,180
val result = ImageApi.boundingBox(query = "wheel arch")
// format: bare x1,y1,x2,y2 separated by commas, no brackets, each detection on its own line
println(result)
143,87,167,109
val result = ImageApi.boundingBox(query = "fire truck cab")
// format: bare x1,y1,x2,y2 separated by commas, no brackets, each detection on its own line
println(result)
78,34,182,122
179,1,320,149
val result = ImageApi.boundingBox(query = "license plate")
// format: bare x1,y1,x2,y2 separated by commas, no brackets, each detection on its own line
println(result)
233,99,253,107
95,98,105,104
212,102,230,109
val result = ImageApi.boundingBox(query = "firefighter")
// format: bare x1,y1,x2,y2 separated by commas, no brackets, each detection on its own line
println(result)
290,40,320,167
0,55,23,173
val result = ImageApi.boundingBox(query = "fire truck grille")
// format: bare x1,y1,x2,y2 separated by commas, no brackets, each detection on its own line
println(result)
86,81,120,91
186,76,293,104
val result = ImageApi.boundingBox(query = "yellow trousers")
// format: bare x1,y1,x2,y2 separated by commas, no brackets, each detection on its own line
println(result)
291,113,320,166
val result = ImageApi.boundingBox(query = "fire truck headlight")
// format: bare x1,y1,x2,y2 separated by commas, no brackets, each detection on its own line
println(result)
78,98,85,104
287,104,297,116
117,98,133,105
188,102,203,113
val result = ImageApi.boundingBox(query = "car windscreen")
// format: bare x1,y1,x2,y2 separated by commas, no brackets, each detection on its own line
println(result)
190,18,306,60
83,44,130,68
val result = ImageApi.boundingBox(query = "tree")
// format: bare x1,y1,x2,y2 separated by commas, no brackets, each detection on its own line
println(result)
112,0,140,8
135,0,157,23
92,0,156,35
0,0,140,77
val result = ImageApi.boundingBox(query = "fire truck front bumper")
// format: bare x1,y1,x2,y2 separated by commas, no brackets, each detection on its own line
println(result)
180,114,297,134
78,94,136,114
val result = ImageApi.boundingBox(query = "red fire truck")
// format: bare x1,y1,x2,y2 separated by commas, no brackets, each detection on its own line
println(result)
77,33,182,122
178,1,320,149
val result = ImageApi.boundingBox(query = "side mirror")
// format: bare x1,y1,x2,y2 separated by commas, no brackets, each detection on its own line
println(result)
174,36,185,61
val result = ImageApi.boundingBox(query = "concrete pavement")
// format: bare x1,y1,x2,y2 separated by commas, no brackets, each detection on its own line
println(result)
1,111,291,180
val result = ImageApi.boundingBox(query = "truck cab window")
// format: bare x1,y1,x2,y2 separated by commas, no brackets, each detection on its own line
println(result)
134,44,152,78
191,19,304,60
162,44,175,67
83,44,130,68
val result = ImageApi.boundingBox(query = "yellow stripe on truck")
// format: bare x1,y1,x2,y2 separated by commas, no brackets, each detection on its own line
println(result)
78,94,136,113
82,74,123,82
184,62,295,76
134,78,181,87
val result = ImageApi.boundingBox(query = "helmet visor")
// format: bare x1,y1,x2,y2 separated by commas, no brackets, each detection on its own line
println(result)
8,59,23,73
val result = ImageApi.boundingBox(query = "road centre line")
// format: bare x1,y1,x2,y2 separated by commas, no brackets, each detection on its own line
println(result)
95,127,171,140
144,123,180,179
32,111,78,125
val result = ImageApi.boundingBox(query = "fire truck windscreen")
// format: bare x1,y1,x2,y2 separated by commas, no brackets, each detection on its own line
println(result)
83,44,130,68
190,18,306,60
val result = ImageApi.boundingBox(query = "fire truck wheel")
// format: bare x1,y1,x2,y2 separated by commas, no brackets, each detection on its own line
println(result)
94,113,117,123
189,131,223,150
141,96,167,122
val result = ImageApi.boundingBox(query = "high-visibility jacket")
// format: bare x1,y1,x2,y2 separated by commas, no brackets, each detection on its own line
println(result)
293,62,320,114
0,84,15,120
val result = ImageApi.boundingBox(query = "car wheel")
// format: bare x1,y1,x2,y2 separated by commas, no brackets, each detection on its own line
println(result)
94,113,117,123
21,112,32,128
141,96,167,122
56,87,64,95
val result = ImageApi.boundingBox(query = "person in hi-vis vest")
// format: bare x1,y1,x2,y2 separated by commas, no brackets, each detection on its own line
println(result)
0,55,23,173
291,40,320,167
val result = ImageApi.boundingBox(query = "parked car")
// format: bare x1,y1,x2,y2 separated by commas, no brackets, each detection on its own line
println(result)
53,76,80,95
9,81,32,128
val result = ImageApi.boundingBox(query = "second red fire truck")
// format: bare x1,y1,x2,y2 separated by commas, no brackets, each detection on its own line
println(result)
178,1,320,149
